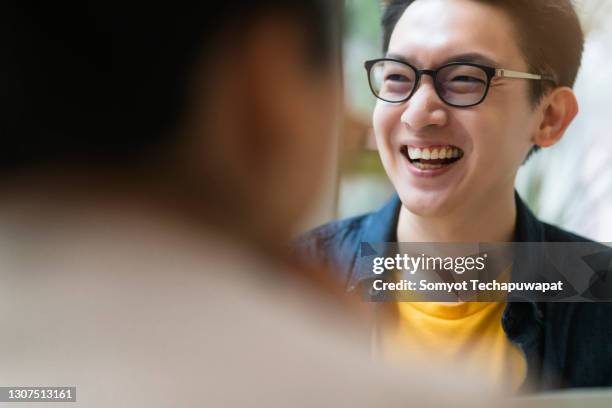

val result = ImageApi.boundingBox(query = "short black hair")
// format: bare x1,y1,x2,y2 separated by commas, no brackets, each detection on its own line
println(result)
381,0,584,157
0,2,337,173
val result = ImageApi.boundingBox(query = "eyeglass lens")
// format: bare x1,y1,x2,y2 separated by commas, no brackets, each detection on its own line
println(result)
369,60,489,106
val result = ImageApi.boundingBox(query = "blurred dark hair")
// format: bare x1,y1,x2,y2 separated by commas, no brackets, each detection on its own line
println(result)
0,2,338,172
381,0,584,157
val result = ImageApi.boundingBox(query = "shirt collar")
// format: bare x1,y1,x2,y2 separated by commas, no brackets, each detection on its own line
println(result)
513,190,546,243
361,190,544,244
351,190,546,288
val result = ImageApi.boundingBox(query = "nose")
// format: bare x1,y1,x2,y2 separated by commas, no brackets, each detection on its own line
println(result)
400,75,448,131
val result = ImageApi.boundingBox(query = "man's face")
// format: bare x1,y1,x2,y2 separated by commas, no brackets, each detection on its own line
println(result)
373,0,539,217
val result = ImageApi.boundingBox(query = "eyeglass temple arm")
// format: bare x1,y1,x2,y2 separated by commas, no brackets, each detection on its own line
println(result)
495,68,555,82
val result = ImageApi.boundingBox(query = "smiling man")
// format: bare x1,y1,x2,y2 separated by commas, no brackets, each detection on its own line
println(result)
300,0,612,394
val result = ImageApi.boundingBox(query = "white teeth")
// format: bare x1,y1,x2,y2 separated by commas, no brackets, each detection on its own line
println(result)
407,146,463,161
406,145,464,170
407,147,422,160
413,162,444,170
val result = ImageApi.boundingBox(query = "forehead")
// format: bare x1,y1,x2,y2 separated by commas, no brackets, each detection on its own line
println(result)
388,0,525,68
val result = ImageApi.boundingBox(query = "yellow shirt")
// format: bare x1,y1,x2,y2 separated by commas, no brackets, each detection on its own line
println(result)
378,301,527,392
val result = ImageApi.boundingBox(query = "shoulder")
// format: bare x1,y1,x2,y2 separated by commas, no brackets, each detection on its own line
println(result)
543,301,612,387
295,213,370,283
541,222,593,243
299,213,369,252
294,194,402,284
539,221,612,386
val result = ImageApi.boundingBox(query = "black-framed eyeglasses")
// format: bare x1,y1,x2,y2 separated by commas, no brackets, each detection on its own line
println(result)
364,58,556,108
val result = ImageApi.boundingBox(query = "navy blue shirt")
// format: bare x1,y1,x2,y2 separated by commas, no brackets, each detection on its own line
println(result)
298,192,612,392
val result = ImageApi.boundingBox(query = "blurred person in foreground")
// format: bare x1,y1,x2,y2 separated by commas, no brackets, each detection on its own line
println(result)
300,0,612,394
0,2,502,408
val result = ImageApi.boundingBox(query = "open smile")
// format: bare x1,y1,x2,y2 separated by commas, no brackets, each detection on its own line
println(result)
400,144,465,175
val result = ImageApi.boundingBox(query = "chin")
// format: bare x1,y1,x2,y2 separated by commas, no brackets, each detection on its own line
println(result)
397,186,459,218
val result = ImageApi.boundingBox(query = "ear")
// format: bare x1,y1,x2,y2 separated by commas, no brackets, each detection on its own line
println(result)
532,87,579,148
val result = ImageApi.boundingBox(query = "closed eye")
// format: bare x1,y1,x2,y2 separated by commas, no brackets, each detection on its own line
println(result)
451,75,485,84
386,74,411,82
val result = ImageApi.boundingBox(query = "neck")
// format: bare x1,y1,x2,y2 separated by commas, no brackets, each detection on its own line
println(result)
396,187,517,242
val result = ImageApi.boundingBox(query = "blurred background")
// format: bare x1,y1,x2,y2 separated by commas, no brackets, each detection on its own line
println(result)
303,0,612,242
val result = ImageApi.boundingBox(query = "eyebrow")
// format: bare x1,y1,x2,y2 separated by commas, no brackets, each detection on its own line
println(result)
384,52,499,67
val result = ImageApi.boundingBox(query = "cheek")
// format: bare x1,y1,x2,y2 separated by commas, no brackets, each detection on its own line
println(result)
373,103,403,156
466,109,532,179
478,87,535,156
301,85,337,165
278,84,337,205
